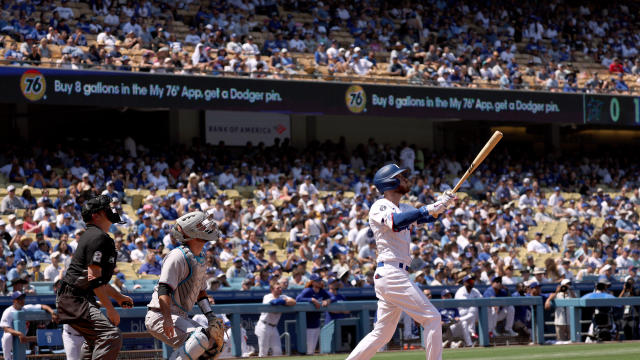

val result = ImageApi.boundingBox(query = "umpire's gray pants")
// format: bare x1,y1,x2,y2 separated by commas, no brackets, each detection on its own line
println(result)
68,302,123,360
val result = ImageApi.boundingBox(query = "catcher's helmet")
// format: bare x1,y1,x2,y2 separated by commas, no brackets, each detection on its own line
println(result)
373,164,406,193
171,211,220,243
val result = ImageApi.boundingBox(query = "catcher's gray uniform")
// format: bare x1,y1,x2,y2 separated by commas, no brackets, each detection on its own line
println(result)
146,245,221,359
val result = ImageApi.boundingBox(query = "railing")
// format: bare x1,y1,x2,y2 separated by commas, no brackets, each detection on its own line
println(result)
12,297,545,359
552,297,640,342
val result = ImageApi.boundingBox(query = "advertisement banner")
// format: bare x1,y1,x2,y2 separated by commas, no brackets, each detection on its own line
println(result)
205,111,290,146
0,66,638,125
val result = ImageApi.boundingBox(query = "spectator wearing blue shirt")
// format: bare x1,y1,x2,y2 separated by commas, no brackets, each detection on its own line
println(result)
330,234,349,258
137,214,153,236
146,227,163,250
198,173,218,198
240,247,259,273
33,240,51,264
43,221,61,241
295,274,332,355
314,43,328,66
483,276,517,336
13,236,35,264
58,213,76,235
7,259,28,282
613,73,629,92
138,252,161,276
27,232,48,252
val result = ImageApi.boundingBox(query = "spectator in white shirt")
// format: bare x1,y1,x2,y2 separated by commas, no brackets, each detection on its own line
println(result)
122,18,143,38
500,48,515,62
326,41,339,59
518,188,537,209
399,142,415,171
547,187,563,207
226,33,242,54
298,175,318,196
288,34,306,52
247,54,268,72
184,27,202,45
43,252,62,281
104,8,120,27
336,4,350,20
242,36,260,56
218,167,237,189
350,54,375,76
54,3,74,20
527,232,551,254
130,238,148,262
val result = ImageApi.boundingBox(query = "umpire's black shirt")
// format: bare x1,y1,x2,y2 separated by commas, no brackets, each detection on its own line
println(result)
63,224,117,293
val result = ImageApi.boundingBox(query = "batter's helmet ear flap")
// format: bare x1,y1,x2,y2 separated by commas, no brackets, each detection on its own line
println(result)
373,164,407,193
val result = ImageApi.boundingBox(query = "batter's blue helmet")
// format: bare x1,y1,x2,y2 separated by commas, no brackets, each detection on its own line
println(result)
373,164,406,193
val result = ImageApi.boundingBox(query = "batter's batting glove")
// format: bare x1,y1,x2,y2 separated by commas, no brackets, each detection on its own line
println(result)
422,202,446,217
438,190,456,207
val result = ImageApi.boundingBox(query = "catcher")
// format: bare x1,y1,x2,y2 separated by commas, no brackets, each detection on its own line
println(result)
145,211,226,359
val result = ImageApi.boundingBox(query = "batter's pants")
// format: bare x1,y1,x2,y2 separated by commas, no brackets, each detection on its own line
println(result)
346,265,442,360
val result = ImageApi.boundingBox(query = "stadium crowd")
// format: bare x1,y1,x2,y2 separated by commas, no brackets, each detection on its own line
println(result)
0,1,639,92
1,135,640,345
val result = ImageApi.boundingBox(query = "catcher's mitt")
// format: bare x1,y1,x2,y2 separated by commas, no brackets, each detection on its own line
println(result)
202,317,227,360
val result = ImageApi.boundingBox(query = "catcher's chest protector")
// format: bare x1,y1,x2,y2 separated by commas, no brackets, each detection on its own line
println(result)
172,246,208,316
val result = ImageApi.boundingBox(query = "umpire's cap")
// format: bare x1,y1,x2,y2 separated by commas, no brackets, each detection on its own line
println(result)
373,164,406,193
82,195,124,224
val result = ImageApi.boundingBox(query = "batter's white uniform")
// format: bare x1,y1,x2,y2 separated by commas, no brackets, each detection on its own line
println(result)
454,286,483,337
0,304,41,360
346,198,442,360
62,324,84,360
255,293,291,357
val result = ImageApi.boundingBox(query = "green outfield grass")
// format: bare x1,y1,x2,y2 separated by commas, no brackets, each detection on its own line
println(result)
272,342,640,360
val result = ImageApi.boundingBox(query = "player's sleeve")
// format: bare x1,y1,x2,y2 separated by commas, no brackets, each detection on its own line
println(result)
85,234,110,267
24,304,42,311
0,309,11,328
368,202,394,230
262,294,272,304
158,250,187,291
296,288,314,302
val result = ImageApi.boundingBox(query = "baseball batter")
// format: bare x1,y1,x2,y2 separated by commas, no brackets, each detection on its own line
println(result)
346,164,454,360
145,212,226,360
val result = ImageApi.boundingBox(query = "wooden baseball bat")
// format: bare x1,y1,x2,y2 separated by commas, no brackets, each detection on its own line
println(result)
452,131,503,193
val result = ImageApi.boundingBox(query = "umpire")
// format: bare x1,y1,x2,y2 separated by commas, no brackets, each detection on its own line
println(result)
56,195,133,359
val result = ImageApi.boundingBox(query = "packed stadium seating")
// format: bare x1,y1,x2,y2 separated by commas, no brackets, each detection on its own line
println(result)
0,1,639,92
0,135,638,301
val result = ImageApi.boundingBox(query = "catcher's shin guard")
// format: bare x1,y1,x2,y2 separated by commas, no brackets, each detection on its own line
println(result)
169,328,210,360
